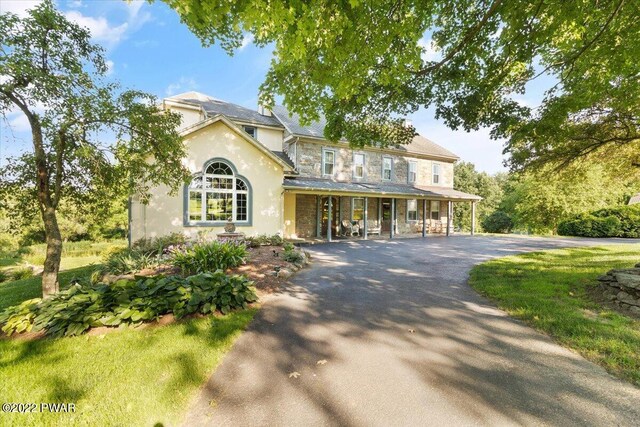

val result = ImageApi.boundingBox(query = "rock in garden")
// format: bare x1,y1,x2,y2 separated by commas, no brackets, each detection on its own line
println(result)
277,268,292,279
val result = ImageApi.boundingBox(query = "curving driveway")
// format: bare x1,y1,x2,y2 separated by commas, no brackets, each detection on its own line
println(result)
185,236,640,426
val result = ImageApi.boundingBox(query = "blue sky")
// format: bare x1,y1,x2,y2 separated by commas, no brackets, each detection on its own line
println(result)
0,0,547,174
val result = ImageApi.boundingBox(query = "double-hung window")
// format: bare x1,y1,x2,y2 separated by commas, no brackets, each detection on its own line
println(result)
323,149,335,177
352,197,364,220
382,157,393,181
430,200,440,220
353,153,365,179
407,199,418,221
187,160,250,224
408,161,417,183
432,163,440,184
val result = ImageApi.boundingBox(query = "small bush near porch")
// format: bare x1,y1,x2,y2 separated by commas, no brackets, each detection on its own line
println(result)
469,244,640,386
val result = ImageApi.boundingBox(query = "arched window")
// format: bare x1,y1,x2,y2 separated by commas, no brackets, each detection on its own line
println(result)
187,159,250,224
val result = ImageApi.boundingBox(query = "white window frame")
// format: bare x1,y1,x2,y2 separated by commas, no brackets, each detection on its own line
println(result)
187,160,250,224
382,156,393,181
408,161,417,183
430,200,440,220
322,148,336,177
353,153,365,179
432,163,441,184
407,199,418,221
242,125,257,139
352,197,365,221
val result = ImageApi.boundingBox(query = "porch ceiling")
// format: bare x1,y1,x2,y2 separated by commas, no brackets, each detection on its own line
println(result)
283,177,482,202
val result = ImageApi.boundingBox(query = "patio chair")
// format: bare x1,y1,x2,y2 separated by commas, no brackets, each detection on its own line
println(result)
358,220,382,236
341,219,360,236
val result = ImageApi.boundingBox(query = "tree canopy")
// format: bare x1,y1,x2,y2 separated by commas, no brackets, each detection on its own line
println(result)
161,0,639,170
0,0,189,294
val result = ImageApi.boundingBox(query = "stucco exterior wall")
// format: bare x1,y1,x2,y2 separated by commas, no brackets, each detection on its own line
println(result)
254,127,285,152
166,104,205,130
130,120,285,242
295,140,454,187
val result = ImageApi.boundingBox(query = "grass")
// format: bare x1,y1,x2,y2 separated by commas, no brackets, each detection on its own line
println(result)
0,238,258,425
0,309,256,426
468,244,640,386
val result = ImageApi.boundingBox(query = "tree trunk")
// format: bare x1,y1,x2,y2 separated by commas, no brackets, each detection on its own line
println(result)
41,206,62,296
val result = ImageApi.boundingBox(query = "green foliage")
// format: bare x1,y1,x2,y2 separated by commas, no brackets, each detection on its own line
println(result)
99,249,162,276
10,267,34,281
132,232,187,256
0,272,258,338
163,0,639,171
171,241,247,275
244,234,284,248
558,205,640,238
481,211,513,234
282,243,304,264
454,162,506,231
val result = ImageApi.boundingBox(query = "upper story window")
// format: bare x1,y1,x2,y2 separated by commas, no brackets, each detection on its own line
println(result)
242,125,257,138
432,163,441,184
353,153,365,179
407,199,418,221
382,157,393,181
187,159,250,224
408,161,417,183
322,148,335,177
430,200,440,220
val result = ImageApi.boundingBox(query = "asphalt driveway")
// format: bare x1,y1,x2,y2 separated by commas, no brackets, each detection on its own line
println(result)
184,235,640,426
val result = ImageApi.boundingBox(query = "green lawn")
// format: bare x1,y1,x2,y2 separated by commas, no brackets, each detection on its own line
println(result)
0,239,258,425
469,244,640,386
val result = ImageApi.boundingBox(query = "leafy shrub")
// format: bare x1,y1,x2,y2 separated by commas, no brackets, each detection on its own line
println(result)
558,205,640,238
283,244,304,264
0,272,257,338
244,234,284,247
481,211,514,234
11,267,34,281
98,248,161,275
132,233,187,256
0,270,9,283
171,241,246,275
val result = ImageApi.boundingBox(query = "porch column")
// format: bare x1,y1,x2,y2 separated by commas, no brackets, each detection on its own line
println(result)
471,201,476,236
327,195,333,242
338,196,343,234
390,198,395,239
422,199,427,238
316,196,321,238
446,200,452,236
363,197,368,240
378,197,382,228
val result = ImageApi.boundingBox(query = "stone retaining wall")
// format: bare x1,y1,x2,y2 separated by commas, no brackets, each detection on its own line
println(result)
597,263,640,315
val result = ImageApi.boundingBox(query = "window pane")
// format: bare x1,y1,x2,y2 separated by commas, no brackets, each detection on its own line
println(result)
206,192,233,221
243,126,256,138
352,198,364,220
189,191,202,221
236,193,248,221
383,158,392,180
236,178,247,191
189,175,203,189
206,162,233,176
431,201,440,220
409,162,417,183
354,154,364,178
207,177,233,189
432,163,440,184
407,199,417,220
324,151,334,175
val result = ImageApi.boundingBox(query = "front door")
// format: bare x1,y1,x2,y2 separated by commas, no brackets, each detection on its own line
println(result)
321,196,339,237
381,198,392,232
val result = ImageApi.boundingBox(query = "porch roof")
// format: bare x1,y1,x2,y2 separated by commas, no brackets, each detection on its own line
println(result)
283,177,482,201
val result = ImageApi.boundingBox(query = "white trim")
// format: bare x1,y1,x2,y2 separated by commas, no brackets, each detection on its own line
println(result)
406,199,418,221
382,156,393,181
408,160,417,183
432,162,441,185
353,152,365,179
322,147,336,177
351,197,365,220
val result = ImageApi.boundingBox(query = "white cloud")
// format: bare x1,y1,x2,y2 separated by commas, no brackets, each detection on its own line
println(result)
165,77,199,96
105,60,114,75
0,0,42,17
66,0,83,8
239,34,253,51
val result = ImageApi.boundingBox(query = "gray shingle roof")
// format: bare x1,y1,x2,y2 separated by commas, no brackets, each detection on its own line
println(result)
167,92,283,128
283,177,481,201
272,104,459,160
271,151,295,169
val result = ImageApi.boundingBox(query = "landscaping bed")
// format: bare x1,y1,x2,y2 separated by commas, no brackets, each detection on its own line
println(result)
468,244,640,386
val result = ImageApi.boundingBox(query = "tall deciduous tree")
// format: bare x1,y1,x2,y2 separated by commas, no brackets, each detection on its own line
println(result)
453,162,506,231
161,0,639,169
0,1,189,295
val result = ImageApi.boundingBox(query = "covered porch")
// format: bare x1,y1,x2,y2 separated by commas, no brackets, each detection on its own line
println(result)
282,178,481,242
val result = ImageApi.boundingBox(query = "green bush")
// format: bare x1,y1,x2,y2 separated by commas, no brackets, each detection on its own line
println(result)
244,234,284,247
481,211,514,233
171,241,246,275
11,267,34,281
132,232,187,256
99,248,161,276
283,244,304,264
558,205,640,238
0,272,257,338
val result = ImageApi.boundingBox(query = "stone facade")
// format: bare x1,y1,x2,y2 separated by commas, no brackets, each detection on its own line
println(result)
294,140,454,187
597,263,640,315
